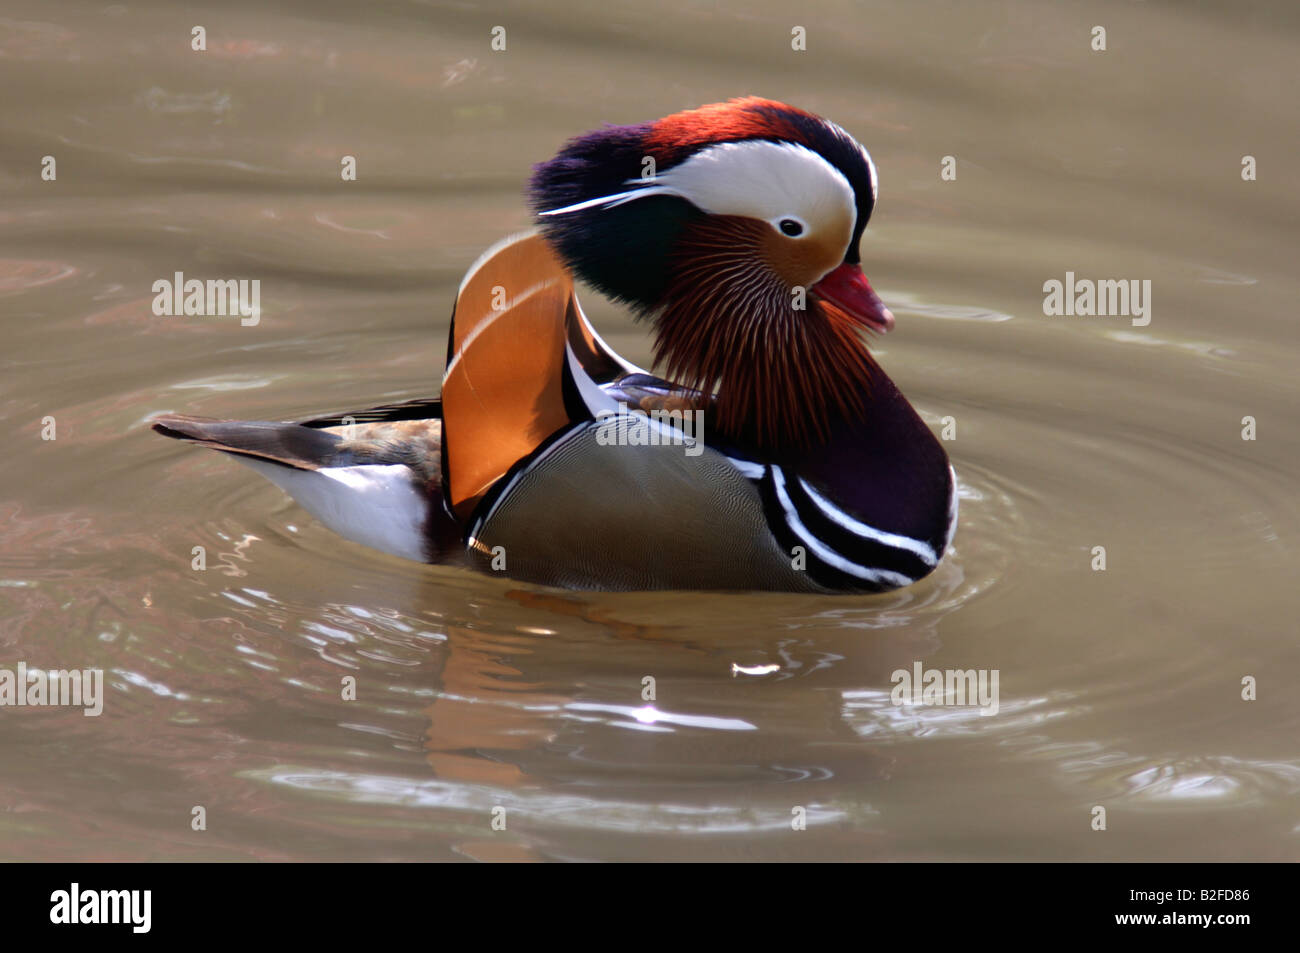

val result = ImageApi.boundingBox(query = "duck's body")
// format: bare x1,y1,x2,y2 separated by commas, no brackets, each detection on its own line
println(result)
154,99,956,593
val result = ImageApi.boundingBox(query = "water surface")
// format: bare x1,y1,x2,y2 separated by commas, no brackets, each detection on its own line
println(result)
1,0,1298,861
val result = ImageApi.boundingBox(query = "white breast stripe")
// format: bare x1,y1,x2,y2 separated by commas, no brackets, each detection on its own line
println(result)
797,477,938,566
943,465,959,551
570,295,647,376
771,469,914,588
566,342,622,417
726,457,765,480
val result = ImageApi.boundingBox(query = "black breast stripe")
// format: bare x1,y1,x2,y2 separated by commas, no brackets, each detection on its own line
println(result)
753,465,919,593
781,473,935,581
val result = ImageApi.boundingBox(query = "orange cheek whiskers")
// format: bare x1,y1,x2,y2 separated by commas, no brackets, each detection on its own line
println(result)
648,217,879,452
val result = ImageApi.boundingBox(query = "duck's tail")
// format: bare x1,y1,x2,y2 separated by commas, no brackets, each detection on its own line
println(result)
151,412,457,563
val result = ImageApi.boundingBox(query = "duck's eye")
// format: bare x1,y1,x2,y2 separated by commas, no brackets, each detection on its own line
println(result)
778,218,804,237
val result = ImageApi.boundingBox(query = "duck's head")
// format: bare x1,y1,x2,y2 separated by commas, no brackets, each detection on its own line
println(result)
530,97,893,450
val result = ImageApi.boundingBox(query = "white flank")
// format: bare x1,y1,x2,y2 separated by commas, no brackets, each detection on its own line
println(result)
235,458,429,563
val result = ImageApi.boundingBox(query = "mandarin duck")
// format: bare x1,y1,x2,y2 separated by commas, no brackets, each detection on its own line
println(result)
152,98,957,592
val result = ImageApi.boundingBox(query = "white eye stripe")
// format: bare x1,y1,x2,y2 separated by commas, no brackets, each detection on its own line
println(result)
540,139,860,251
538,186,682,217
648,140,854,230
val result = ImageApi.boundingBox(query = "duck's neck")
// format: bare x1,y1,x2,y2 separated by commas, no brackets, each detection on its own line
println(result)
649,233,880,452
794,370,952,546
